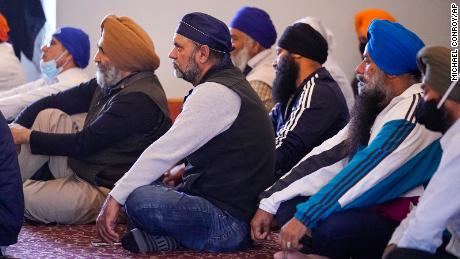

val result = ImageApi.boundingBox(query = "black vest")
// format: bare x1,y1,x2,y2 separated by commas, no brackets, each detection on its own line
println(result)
177,67,275,222
69,72,171,188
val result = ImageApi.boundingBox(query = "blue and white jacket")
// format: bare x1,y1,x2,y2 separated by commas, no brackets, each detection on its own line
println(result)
260,83,442,229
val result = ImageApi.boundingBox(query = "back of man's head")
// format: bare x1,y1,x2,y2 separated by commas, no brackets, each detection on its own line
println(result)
176,12,233,67
100,14,160,72
278,22,328,65
229,7,277,50
366,19,424,78
355,9,396,41
417,46,460,104
52,27,90,69
0,13,10,43
295,17,335,53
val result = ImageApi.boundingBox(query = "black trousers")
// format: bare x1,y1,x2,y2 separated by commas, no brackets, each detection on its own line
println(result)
276,196,399,259
386,247,456,259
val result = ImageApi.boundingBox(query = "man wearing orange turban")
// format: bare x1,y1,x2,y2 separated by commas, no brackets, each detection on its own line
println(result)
9,14,171,225
355,9,396,50
0,13,26,92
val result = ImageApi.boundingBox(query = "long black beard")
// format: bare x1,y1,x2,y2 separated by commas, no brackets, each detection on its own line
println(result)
272,55,299,106
346,87,389,157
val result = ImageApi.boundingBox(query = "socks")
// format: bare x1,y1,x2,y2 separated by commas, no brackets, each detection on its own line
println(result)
121,228,180,253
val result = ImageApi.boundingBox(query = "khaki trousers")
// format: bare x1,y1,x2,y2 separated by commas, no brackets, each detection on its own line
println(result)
20,109,109,224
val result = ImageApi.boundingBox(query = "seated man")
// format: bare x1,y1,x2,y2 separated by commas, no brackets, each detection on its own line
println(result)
385,46,460,259
271,22,349,178
0,111,24,257
0,27,91,121
9,15,171,225
0,13,26,92
96,12,275,253
251,20,441,259
229,6,277,111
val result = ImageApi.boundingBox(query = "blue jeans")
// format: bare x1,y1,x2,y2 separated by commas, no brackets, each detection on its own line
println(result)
124,184,252,252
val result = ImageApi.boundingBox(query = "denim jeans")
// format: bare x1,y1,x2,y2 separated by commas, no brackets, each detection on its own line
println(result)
124,184,252,252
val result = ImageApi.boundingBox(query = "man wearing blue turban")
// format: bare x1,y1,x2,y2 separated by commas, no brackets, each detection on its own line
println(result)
251,20,443,259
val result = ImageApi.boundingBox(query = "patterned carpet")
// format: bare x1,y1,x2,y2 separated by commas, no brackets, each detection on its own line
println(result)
6,223,279,258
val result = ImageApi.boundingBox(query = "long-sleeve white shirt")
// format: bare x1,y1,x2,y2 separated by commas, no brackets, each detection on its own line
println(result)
0,67,90,121
109,81,241,204
0,43,26,92
390,118,460,256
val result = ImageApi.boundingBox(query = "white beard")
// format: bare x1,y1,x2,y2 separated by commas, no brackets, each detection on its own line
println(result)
96,64,120,88
231,45,251,72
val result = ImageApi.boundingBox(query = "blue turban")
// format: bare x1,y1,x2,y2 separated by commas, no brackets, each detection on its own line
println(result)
229,7,277,49
176,12,232,53
367,20,425,75
53,27,90,68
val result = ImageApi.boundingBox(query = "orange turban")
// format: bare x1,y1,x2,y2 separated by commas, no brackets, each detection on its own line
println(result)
0,13,9,42
100,14,160,72
355,9,396,39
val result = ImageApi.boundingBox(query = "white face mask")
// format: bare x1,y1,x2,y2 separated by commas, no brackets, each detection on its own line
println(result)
40,50,68,81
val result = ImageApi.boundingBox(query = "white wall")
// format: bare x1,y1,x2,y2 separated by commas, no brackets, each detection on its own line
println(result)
56,0,453,99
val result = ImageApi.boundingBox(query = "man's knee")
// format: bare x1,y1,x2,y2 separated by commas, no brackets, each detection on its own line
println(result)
125,185,164,216
33,108,73,133
125,185,182,224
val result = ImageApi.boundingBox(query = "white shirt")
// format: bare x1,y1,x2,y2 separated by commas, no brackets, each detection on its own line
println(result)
246,49,276,88
390,118,460,256
323,57,355,111
0,43,26,92
0,67,90,121
109,82,241,204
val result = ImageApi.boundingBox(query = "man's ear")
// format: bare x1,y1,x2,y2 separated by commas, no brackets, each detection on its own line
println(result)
385,73,398,81
290,53,302,60
197,45,211,64
62,51,74,66
249,41,263,56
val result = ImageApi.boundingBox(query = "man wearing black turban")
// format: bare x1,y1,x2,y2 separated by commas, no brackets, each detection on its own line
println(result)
270,22,349,180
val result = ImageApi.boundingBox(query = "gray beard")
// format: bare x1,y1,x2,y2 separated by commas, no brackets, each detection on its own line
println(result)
173,51,201,84
231,45,251,72
96,64,122,88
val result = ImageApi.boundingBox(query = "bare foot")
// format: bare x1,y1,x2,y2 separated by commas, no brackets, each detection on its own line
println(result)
273,250,329,259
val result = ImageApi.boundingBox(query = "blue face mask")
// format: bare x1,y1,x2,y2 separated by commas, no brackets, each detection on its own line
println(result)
40,51,68,81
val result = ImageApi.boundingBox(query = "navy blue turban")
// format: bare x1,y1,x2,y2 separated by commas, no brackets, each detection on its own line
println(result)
367,19,425,75
176,12,232,53
229,6,277,49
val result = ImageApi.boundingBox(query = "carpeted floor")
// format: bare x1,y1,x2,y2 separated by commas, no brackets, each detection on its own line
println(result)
6,223,280,258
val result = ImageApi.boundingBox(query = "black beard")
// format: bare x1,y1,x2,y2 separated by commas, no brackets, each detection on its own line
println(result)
272,55,299,106
346,86,389,157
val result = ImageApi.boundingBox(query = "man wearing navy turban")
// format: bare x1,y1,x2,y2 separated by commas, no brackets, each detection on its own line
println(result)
97,12,275,254
251,20,443,259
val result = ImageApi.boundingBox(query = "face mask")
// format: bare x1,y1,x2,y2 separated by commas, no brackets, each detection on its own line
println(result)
414,99,448,133
415,80,458,133
40,50,67,81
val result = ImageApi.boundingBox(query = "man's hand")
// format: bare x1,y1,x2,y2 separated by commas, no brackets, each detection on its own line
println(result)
9,123,31,145
96,195,121,244
382,244,397,259
250,208,274,240
279,218,311,250
163,163,185,187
